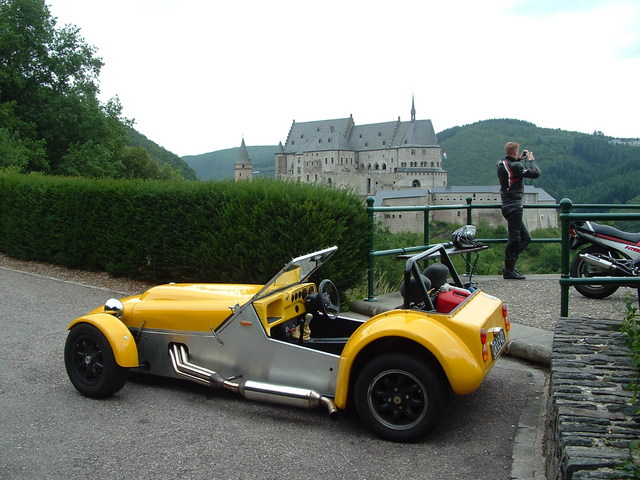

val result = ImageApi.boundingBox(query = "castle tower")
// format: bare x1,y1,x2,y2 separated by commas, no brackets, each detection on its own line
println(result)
234,138,253,181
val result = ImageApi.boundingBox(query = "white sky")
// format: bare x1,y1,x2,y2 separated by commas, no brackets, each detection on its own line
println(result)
46,0,640,157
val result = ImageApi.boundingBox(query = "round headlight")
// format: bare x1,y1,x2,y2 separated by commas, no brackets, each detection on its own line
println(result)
104,298,124,317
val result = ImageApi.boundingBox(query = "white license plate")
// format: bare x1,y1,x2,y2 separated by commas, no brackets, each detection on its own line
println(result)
490,328,506,359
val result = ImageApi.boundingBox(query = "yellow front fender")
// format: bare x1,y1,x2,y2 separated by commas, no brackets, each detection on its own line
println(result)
334,311,483,408
67,314,139,368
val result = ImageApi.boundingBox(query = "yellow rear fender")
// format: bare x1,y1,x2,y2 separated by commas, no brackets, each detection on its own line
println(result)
67,314,139,368
334,311,482,408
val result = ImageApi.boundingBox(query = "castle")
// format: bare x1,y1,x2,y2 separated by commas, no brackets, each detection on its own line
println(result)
274,98,447,195
233,100,557,233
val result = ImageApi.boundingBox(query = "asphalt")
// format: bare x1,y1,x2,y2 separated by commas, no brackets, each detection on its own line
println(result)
348,289,553,367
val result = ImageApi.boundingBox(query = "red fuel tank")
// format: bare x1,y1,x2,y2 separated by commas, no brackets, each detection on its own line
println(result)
436,288,471,313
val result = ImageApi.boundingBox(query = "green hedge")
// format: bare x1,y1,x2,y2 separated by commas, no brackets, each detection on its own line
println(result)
0,172,369,292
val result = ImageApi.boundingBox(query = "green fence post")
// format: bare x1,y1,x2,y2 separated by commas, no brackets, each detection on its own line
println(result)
423,204,430,247
465,197,473,276
559,198,572,317
366,196,377,301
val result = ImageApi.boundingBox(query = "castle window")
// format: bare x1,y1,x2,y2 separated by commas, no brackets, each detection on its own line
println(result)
411,149,416,155
382,163,387,170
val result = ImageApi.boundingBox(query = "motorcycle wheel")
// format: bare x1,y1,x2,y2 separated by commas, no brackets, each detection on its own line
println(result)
570,245,621,299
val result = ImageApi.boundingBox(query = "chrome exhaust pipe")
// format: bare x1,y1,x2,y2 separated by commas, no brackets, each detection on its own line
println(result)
239,381,338,419
580,254,633,276
168,344,337,418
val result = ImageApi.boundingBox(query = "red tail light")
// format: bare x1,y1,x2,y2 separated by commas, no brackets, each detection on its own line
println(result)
502,304,511,332
480,328,487,345
482,345,489,362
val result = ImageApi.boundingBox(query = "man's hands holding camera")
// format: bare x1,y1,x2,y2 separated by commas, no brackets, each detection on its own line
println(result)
520,150,535,161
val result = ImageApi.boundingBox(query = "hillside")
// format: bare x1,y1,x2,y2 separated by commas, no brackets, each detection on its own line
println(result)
439,119,640,204
182,146,279,180
126,128,197,180
181,119,640,205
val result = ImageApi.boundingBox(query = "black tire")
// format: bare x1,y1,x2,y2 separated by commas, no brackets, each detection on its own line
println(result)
64,323,129,398
570,245,621,299
354,353,447,442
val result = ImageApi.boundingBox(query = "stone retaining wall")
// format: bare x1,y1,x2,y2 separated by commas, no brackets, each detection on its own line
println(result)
546,317,640,479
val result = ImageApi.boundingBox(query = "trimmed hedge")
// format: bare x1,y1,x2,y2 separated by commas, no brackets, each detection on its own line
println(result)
0,173,369,292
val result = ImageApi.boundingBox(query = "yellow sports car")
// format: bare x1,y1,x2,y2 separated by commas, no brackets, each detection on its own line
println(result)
65,244,509,442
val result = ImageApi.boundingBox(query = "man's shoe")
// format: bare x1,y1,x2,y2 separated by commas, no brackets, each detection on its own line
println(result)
503,269,526,280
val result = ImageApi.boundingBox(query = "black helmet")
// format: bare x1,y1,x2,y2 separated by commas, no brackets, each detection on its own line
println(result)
452,225,482,249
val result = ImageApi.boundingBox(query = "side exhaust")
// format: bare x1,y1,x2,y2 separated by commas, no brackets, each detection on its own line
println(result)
168,344,337,419
580,254,634,276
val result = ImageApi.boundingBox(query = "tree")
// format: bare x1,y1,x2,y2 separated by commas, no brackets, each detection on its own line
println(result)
0,0,171,179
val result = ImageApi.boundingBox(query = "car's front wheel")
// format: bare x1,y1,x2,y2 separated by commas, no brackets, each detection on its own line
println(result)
354,353,447,442
64,323,129,398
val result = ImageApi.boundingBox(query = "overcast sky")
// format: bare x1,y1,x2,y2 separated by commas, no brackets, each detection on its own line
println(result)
46,0,640,157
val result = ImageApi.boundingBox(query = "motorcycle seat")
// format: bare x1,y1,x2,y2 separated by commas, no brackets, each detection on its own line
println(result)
591,223,640,245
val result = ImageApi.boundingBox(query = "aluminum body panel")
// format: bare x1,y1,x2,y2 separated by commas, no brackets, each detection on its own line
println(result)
132,305,339,397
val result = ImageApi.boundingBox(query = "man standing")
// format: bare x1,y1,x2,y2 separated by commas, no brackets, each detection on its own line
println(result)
497,142,541,279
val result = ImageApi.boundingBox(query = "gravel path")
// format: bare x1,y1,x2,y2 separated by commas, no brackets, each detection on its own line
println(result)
474,274,634,330
1,254,635,332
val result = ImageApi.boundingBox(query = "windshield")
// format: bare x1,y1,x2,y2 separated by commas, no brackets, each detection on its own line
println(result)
252,246,338,300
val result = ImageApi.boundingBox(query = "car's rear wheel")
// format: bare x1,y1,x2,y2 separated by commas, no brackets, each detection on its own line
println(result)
570,245,621,299
64,323,128,398
354,353,447,442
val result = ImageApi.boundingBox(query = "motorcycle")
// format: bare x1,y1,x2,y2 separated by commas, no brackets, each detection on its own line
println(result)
569,220,640,299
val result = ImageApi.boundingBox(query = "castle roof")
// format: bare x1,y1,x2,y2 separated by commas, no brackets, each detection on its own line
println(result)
236,138,252,164
281,112,438,155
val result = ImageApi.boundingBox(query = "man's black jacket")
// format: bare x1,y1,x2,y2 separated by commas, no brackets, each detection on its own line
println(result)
497,156,540,206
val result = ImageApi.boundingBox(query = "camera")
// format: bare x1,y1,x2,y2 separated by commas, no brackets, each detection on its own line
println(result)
520,150,529,158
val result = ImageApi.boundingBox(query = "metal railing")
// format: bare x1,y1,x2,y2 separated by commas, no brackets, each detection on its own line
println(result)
366,196,640,316
558,198,640,316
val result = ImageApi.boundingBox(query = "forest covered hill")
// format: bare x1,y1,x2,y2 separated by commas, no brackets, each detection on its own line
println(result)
439,119,640,204
181,119,640,205
182,146,278,180
127,128,197,180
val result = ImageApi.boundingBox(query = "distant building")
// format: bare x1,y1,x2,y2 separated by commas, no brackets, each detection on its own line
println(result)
373,185,557,233
275,98,447,195
274,99,557,232
234,138,253,181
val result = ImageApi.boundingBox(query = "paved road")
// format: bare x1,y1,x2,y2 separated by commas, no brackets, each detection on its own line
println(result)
0,267,546,480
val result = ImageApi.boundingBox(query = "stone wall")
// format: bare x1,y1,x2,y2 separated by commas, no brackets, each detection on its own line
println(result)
546,317,640,479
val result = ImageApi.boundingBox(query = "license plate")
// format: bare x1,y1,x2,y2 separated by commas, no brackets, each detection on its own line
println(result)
490,328,506,359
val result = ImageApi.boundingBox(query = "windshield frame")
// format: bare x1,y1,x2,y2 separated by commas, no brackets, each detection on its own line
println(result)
251,246,338,301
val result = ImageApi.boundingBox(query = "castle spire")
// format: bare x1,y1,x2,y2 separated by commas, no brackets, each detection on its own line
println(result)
411,95,416,122
235,138,253,181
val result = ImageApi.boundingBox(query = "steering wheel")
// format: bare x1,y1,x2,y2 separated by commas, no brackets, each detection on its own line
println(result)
318,279,340,319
